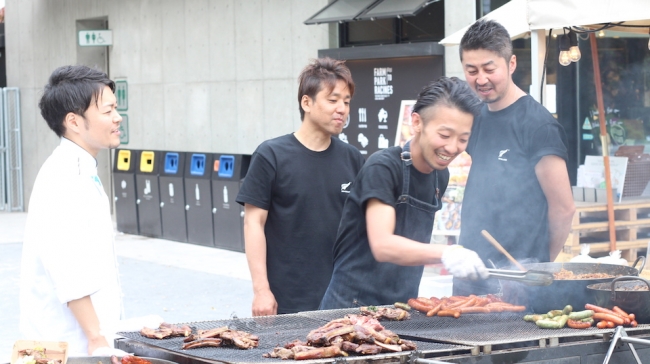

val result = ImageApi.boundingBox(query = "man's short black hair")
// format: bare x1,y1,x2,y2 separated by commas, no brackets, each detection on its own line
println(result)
38,65,115,137
459,19,513,62
412,76,482,123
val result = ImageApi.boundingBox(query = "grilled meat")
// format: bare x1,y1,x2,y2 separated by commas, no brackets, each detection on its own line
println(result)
159,322,192,337
294,346,344,360
182,338,223,350
220,329,259,349
359,306,410,321
140,326,173,339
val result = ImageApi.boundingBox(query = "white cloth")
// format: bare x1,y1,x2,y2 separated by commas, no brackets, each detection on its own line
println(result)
19,138,123,356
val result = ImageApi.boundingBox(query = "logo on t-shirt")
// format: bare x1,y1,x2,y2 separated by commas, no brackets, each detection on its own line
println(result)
341,182,352,193
498,149,510,161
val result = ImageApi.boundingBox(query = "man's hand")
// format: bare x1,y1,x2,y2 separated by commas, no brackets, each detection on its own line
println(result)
441,245,489,280
252,289,277,316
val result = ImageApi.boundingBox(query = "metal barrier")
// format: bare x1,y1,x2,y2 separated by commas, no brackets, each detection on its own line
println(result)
0,87,23,212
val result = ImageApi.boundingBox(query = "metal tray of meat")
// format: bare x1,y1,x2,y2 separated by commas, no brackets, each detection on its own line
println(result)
117,313,471,363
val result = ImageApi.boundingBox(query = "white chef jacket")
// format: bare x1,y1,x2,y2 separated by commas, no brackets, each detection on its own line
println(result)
19,138,122,356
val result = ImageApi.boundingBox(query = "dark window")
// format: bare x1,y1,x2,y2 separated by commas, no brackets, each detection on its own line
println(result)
339,1,444,47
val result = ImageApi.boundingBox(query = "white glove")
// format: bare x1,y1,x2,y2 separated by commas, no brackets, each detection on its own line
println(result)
91,347,131,357
441,245,489,280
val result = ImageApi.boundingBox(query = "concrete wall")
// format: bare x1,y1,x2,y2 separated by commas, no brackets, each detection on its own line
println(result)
6,0,330,204
6,0,475,208
444,0,476,79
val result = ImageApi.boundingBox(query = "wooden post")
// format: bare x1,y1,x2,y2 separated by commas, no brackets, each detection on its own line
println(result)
589,33,617,252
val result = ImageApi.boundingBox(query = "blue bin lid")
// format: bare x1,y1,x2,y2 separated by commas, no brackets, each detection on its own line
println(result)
218,155,235,178
164,152,180,174
189,154,207,176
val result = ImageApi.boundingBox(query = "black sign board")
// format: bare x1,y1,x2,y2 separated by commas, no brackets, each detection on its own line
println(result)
339,56,443,157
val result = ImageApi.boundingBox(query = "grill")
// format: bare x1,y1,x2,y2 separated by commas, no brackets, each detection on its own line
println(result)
118,313,470,363
299,307,650,347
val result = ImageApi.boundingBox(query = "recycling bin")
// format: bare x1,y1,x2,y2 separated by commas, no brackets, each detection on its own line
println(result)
211,154,251,252
135,150,163,238
159,151,188,243
113,148,139,235
184,153,214,247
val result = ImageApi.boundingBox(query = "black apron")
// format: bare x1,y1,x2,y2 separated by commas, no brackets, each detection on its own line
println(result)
319,142,441,308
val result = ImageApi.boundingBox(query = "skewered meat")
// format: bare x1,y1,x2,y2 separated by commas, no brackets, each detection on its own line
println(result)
140,326,173,339
183,328,258,350
355,344,382,355
264,315,416,360
181,338,223,350
160,322,192,337
140,323,191,339
294,346,344,360
359,306,410,321
220,329,260,349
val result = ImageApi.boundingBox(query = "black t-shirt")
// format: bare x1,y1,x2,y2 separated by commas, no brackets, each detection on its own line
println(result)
324,146,449,307
459,95,568,267
236,134,365,314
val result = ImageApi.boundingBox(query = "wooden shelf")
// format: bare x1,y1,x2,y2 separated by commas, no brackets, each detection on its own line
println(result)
563,199,650,261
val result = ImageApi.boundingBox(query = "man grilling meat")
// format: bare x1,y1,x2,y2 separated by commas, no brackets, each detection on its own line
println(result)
320,77,489,309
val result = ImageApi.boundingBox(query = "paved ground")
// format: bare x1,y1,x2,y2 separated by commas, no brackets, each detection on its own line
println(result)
0,212,448,362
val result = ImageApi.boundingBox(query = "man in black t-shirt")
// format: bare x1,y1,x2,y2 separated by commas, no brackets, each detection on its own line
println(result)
455,20,576,296
320,77,489,309
236,58,365,315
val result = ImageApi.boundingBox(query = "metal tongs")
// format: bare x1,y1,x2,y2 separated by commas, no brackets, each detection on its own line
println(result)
486,268,554,286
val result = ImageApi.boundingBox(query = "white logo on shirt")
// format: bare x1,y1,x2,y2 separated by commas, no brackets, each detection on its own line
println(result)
498,149,510,161
341,182,352,193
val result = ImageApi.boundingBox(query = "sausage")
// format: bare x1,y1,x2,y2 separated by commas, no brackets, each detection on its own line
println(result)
585,304,624,318
596,321,608,329
568,310,594,320
500,305,526,312
455,297,477,308
567,319,592,329
612,306,630,318
631,320,638,328
593,312,625,326
562,305,573,315
606,321,616,328
458,306,491,314
416,297,437,306
437,310,461,318
629,313,636,321
394,302,411,311
547,310,564,318
407,298,433,313
426,303,443,317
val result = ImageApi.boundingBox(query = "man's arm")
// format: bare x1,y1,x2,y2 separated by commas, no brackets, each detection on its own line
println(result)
242,203,277,316
67,296,110,355
366,199,446,265
535,155,576,261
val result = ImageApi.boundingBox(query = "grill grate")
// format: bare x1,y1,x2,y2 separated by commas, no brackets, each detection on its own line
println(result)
301,307,650,347
118,313,468,363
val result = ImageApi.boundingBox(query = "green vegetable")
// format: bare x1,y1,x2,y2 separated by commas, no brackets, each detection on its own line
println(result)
536,319,563,329
367,305,377,312
568,310,594,320
524,314,549,322
547,310,564,318
580,317,594,324
562,305,573,315
394,302,411,311
557,314,569,328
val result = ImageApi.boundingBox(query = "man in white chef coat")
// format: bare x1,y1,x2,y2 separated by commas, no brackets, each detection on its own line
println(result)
19,65,146,356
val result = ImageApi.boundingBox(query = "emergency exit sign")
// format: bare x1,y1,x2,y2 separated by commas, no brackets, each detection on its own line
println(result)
78,30,113,46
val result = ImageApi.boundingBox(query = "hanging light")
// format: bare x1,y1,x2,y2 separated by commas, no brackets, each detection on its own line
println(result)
647,28,650,50
568,30,581,62
558,34,572,66
597,30,606,37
